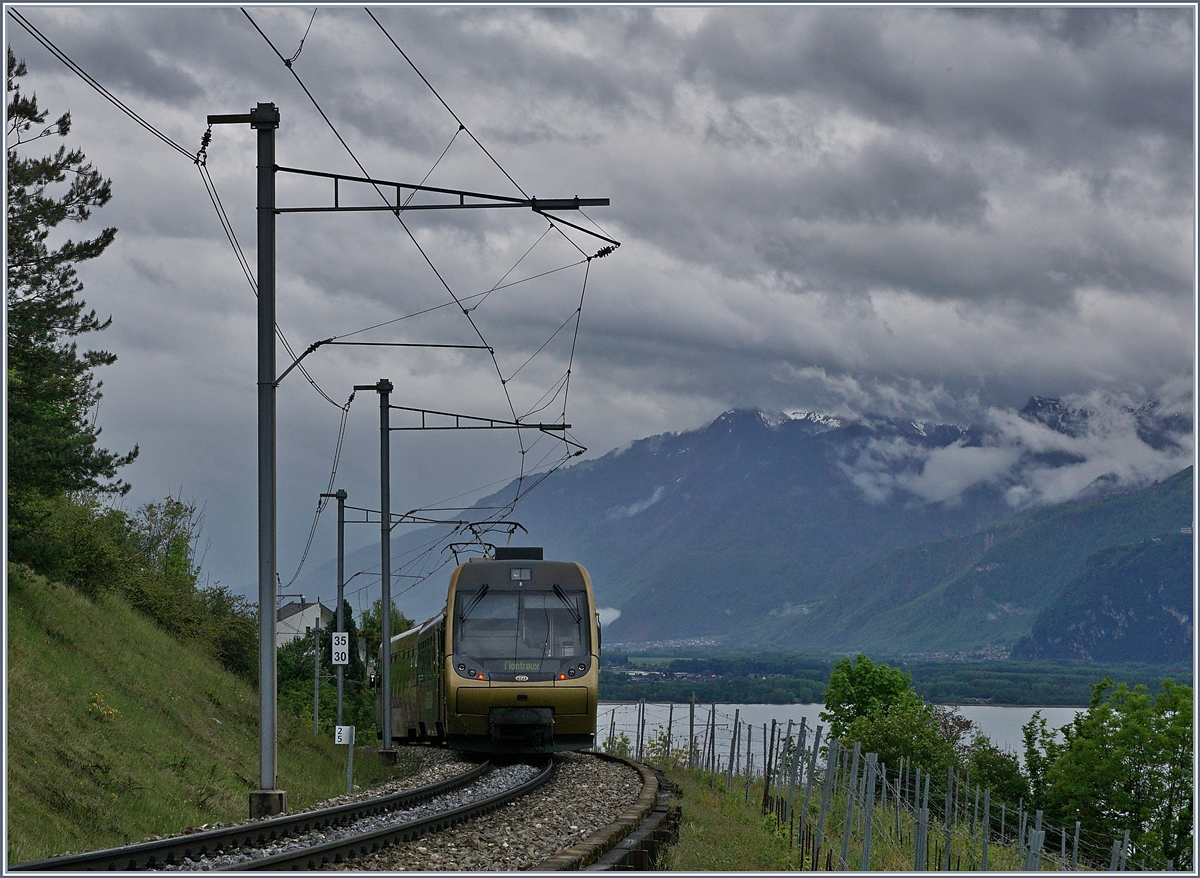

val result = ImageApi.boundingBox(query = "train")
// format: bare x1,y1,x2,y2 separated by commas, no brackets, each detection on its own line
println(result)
377,548,600,753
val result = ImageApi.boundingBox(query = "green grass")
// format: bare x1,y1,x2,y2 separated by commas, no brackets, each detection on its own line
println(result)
661,765,1080,871
662,769,800,870
6,563,420,864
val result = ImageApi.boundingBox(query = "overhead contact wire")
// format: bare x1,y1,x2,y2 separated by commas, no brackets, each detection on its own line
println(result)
282,391,356,587
361,5,600,479
243,7,532,505
245,8,600,585
8,9,342,410
364,7,529,199
7,9,196,162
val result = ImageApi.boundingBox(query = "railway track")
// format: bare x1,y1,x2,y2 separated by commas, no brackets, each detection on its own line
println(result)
8,758,514,871
11,753,678,872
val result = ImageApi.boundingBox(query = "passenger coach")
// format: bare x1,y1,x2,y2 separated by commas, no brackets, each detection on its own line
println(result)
380,548,599,753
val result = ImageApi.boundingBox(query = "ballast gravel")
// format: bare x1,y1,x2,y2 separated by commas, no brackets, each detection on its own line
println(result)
332,752,643,871
141,747,475,845
158,760,541,871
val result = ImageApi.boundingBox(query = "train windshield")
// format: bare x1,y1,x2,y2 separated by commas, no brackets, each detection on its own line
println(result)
455,588,588,660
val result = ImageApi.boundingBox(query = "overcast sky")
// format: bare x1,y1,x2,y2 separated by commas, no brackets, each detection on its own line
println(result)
6,5,1195,605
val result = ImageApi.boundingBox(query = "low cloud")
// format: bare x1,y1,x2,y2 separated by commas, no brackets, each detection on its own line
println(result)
606,486,665,520
841,387,1193,509
597,607,622,627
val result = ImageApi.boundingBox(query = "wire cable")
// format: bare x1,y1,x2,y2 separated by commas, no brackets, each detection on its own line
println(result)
7,8,197,162
285,7,319,65
241,7,611,602
364,7,529,199
242,7,580,518
281,391,356,587
7,7,344,414
331,258,586,341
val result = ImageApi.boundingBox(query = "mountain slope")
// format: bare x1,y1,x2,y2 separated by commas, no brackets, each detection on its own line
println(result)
296,401,1191,656
1010,531,1194,662
299,409,1011,631
458,410,1015,642
764,466,1193,655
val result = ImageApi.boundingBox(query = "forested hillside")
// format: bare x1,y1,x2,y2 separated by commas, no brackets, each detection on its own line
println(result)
764,466,1193,655
1012,531,1193,662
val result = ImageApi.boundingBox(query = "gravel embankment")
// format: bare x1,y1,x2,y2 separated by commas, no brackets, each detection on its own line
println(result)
333,752,642,871
160,760,542,871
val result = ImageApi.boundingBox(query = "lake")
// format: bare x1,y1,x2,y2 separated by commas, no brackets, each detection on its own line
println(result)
598,701,1082,769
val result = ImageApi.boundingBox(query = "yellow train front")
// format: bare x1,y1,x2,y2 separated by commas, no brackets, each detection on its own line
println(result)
383,549,599,753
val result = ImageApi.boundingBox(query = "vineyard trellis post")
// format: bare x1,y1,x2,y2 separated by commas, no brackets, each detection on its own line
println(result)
982,788,990,870
727,709,739,790
861,753,876,870
688,695,695,769
798,723,822,848
839,740,861,869
943,766,953,871
813,739,838,870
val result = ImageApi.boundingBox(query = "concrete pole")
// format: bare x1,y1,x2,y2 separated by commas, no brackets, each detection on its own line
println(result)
861,753,876,870
813,739,838,870
356,379,396,762
313,620,321,736
252,101,282,818
335,489,346,726
799,724,822,848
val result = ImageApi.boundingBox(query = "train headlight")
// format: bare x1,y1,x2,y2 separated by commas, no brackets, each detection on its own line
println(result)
468,668,476,676
578,663,586,671
568,668,576,677
477,673,485,680
559,674,566,680
458,663,466,671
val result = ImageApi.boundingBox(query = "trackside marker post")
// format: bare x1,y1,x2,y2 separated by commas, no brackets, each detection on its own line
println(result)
336,725,356,794
332,632,349,664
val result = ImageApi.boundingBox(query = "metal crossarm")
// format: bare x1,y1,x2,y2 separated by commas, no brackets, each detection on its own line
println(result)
274,164,608,214
387,403,568,432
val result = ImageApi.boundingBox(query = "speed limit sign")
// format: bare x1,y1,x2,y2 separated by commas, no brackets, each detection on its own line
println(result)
335,725,355,746
331,632,349,665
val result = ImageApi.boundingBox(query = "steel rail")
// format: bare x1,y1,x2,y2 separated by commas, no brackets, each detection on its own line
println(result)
224,758,556,870
9,759,492,871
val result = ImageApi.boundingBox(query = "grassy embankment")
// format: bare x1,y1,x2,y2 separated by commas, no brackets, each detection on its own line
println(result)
6,563,418,864
663,766,1077,871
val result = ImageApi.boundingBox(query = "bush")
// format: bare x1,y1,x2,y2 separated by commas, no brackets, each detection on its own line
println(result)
6,490,258,682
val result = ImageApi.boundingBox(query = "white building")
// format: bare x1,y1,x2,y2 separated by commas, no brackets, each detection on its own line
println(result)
276,599,334,648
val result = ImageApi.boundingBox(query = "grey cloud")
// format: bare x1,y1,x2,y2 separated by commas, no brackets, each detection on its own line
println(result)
796,140,987,227
685,8,924,119
683,7,1191,178
35,12,204,103
10,6,1190,598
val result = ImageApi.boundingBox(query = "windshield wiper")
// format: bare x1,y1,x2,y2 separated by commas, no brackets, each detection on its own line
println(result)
552,584,582,624
459,583,489,622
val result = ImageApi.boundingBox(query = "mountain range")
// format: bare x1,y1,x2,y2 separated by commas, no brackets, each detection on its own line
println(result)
295,397,1193,660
